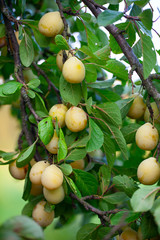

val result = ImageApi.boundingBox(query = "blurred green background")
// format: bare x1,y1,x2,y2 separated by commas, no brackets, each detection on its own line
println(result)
0,105,99,240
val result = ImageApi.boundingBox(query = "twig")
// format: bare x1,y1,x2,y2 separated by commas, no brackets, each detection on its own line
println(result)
82,195,102,200
70,192,109,225
129,65,136,94
18,130,24,151
82,0,160,112
124,0,128,13
56,0,68,38
0,0,41,123
32,62,61,103
146,95,154,124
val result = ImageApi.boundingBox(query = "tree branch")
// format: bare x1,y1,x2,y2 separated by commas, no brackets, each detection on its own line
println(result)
70,192,109,225
56,0,68,38
82,0,160,111
0,0,41,122
32,62,61,103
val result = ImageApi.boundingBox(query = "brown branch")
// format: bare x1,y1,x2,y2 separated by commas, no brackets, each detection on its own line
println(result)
0,0,41,122
82,0,160,111
70,192,109,225
146,95,154,123
56,0,68,38
32,62,61,103
129,65,136,94
18,130,24,151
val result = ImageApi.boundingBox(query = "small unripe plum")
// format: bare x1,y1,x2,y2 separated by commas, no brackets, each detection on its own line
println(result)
56,50,73,71
62,57,85,83
137,157,160,185
43,185,65,204
70,159,85,170
144,102,160,123
135,123,159,150
32,200,54,227
9,160,28,180
45,131,59,154
49,104,68,128
65,106,87,132
41,164,63,190
30,183,43,196
29,160,50,185
127,94,146,119
120,227,139,240
38,12,64,37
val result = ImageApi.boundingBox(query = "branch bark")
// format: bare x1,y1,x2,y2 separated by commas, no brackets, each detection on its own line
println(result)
82,0,160,110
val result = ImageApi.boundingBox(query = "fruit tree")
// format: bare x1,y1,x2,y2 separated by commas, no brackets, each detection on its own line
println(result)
0,0,160,239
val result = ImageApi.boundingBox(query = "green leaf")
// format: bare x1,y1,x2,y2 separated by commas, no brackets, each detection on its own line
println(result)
108,124,128,160
65,148,87,161
92,111,128,159
111,211,141,225
103,192,128,204
151,198,160,235
74,169,98,196
20,33,34,67
85,64,97,83
59,163,72,176
140,213,159,239
116,98,134,119
98,9,123,26
86,27,100,52
141,32,156,79
16,141,36,167
0,24,6,38
33,28,51,48
27,89,35,98
65,176,82,198
35,93,48,115
55,35,70,50
27,78,40,89
0,151,17,161
130,185,160,212
102,59,128,81
69,135,89,149
87,78,115,89
59,75,82,106
2,81,23,95
38,117,54,145
2,215,44,240
22,195,43,217
22,166,32,201
58,129,68,162
99,165,111,194
96,102,122,127
103,132,116,169
86,118,104,152
77,223,99,240
109,22,136,54
121,123,140,144
113,175,138,197
94,45,110,61
129,0,150,7
139,9,153,30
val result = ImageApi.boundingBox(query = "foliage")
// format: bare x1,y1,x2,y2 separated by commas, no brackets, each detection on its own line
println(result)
0,0,160,239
